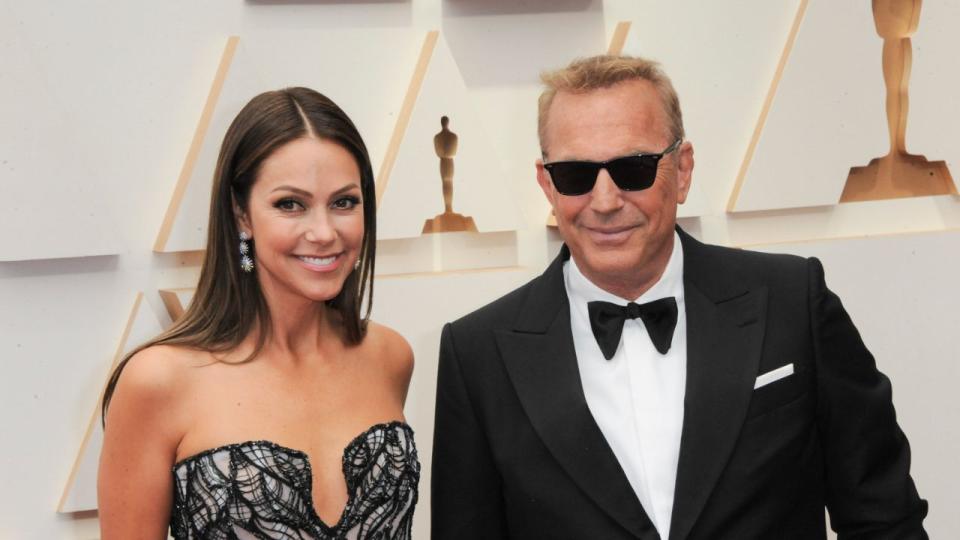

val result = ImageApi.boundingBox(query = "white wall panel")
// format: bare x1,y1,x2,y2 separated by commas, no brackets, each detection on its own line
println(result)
733,0,888,211
906,0,960,184
378,34,522,240
613,0,804,217
58,293,166,513
0,4,121,261
159,30,421,252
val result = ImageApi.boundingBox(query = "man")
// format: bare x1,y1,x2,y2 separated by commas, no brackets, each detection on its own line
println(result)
431,55,928,539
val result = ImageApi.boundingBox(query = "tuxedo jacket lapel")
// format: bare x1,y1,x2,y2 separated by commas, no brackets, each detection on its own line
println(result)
668,231,769,540
496,248,659,540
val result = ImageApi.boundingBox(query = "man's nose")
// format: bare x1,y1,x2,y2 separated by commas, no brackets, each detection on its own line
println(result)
589,169,625,212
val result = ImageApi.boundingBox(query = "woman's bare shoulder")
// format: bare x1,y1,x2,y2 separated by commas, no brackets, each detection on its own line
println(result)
111,344,210,408
363,321,414,381
102,344,212,456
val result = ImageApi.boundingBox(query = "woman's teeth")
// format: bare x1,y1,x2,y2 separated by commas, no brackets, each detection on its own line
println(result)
298,255,336,266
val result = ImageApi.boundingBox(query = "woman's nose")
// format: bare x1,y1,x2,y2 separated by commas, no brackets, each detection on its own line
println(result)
304,211,336,244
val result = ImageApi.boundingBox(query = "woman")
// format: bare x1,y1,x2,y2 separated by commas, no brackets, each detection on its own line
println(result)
98,88,419,539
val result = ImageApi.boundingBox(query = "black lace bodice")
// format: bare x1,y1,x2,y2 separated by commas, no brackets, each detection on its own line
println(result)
170,421,419,539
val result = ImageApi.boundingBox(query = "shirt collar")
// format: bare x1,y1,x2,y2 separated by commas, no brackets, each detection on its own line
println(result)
566,231,685,306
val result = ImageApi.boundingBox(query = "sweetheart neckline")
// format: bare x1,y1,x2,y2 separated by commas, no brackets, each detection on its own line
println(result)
171,420,415,532
172,419,412,468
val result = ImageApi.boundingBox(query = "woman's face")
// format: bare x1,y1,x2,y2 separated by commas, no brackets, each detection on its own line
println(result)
238,136,365,306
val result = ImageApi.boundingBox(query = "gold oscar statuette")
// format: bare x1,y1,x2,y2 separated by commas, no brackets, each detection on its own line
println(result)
842,0,956,202
422,116,478,234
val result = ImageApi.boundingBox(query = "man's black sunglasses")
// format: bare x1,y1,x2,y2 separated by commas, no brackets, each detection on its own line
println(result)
543,138,682,196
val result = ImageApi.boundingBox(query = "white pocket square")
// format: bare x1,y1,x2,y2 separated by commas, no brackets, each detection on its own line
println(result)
754,363,795,389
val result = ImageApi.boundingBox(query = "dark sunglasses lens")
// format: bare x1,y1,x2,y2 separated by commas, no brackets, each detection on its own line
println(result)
548,162,600,195
606,156,658,191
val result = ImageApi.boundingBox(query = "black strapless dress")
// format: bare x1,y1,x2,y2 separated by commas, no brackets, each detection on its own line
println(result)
170,421,419,539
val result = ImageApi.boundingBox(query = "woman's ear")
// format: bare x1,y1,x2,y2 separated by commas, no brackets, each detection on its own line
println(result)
233,193,251,236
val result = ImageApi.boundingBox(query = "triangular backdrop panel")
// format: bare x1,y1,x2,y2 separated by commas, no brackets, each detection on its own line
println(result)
59,293,166,513
0,11,120,261
159,38,263,253
617,1,802,216
159,30,421,252
905,0,960,185
159,288,195,321
377,35,521,240
731,0,888,212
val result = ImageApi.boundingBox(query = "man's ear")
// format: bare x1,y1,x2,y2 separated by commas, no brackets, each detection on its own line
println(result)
675,141,694,205
536,158,557,208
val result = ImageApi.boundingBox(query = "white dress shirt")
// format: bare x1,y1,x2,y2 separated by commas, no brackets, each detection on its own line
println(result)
563,231,687,537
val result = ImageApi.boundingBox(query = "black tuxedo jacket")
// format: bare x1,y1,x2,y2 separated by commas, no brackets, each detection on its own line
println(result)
432,229,927,539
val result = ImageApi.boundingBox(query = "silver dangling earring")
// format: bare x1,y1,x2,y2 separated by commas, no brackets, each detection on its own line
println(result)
239,231,254,273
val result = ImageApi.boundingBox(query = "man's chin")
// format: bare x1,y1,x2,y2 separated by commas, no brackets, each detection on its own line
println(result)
579,255,643,278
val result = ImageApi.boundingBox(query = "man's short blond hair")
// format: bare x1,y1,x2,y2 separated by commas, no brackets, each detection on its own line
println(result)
538,55,685,155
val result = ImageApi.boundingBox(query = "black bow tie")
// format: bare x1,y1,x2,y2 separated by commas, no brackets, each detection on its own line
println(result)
587,297,678,360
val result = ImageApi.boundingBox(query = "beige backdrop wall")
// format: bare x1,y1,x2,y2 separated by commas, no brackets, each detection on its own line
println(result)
1,1,957,539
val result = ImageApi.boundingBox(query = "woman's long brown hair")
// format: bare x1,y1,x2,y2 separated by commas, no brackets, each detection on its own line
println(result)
101,87,377,422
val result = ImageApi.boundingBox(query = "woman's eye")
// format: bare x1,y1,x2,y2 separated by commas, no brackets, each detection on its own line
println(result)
274,199,304,212
333,196,361,210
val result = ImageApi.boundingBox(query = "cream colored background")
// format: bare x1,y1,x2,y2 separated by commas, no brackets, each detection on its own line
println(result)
1,1,957,538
